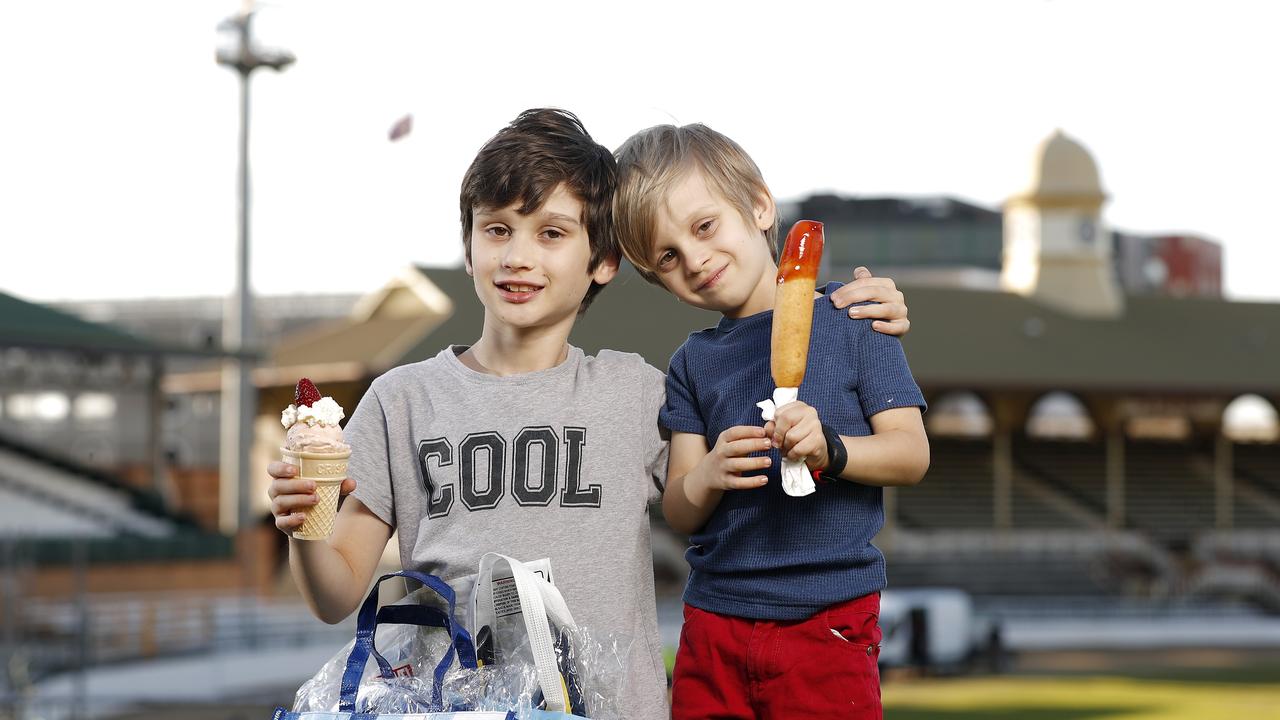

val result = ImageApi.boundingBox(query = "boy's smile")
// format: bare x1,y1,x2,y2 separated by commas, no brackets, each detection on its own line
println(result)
494,279,545,303
695,264,728,292
649,169,777,318
466,184,616,333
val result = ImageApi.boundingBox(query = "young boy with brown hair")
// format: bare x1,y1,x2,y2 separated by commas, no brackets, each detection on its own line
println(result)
266,109,914,720
613,123,930,719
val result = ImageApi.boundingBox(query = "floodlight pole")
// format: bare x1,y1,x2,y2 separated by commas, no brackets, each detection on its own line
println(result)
215,6,293,550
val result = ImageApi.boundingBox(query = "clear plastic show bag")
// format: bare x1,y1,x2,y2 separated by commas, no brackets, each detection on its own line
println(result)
274,568,516,720
274,561,600,720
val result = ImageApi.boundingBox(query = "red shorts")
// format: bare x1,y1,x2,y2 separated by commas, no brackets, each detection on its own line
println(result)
671,592,882,720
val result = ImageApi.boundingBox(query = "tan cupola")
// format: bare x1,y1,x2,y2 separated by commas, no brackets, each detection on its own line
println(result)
1001,129,1123,318
1011,129,1107,210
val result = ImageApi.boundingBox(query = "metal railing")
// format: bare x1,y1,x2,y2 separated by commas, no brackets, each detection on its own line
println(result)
2,589,354,720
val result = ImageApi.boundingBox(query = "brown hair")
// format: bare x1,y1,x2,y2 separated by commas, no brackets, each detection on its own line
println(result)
459,108,617,310
613,123,778,284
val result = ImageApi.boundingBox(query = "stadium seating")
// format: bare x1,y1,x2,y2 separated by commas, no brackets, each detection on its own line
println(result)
1123,442,1217,544
952,439,1280,540
0,447,174,538
898,438,1104,531
896,438,996,528
884,530,1173,601
1012,438,1108,512
880,439,1280,605
0,485,115,539
1235,444,1280,495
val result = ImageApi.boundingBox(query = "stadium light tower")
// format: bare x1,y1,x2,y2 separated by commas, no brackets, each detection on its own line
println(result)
215,3,294,537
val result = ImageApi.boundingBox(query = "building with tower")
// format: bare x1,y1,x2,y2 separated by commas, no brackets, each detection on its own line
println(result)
787,130,1223,302
1001,129,1124,318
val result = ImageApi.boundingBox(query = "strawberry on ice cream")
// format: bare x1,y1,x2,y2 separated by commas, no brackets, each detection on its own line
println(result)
281,378,349,453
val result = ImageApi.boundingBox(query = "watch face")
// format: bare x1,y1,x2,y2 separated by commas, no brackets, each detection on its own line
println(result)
1078,219,1096,244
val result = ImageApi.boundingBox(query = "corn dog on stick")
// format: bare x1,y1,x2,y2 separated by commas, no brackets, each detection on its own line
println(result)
758,220,826,497
771,220,825,388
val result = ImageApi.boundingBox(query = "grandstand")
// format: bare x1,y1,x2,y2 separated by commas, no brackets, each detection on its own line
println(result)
0,446,175,540
887,434,1280,612
0,292,248,695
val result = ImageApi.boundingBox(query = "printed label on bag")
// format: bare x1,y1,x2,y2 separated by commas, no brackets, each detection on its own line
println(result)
488,560,554,618
468,557,555,628
392,662,414,678
492,576,523,618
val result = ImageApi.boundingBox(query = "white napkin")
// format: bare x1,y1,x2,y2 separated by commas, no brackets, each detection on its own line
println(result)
756,387,816,497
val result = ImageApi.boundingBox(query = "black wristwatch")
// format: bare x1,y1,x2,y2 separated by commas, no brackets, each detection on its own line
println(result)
820,423,848,479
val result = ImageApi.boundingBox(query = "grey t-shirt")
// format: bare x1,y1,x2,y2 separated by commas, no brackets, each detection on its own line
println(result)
347,345,669,720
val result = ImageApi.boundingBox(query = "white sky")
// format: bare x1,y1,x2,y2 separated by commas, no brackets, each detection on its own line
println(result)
2,0,1277,303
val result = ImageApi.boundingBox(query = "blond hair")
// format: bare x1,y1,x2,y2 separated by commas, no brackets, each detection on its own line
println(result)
613,124,779,284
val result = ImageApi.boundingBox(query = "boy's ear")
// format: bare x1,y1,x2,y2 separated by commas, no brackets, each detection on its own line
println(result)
591,252,620,286
464,251,474,277
753,192,777,231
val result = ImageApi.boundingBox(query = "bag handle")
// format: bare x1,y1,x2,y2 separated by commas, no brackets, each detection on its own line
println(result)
474,553,576,713
338,569,477,713
375,604,449,629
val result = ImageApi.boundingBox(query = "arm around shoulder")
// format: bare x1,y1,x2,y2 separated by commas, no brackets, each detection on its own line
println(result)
289,495,393,624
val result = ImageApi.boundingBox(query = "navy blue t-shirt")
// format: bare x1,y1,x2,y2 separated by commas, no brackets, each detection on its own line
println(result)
660,282,926,620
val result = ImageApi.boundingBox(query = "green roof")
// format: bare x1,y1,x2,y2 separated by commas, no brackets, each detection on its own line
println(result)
897,286,1280,395
2,532,235,566
398,268,1280,398
0,291,250,358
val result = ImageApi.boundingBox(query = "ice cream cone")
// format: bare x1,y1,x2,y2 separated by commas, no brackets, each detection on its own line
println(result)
281,447,351,541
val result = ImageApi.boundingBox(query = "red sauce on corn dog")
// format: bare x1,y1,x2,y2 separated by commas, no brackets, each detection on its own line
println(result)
771,220,825,388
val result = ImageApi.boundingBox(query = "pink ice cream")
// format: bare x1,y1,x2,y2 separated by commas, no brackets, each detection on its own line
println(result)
281,378,350,453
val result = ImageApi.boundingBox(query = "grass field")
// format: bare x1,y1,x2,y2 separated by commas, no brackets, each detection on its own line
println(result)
883,668,1280,720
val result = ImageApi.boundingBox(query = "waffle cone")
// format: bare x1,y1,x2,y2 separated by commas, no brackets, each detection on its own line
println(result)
281,447,351,541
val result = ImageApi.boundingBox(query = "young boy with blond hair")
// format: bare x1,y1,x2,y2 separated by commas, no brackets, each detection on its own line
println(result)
613,123,930,719
266,109,914,720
